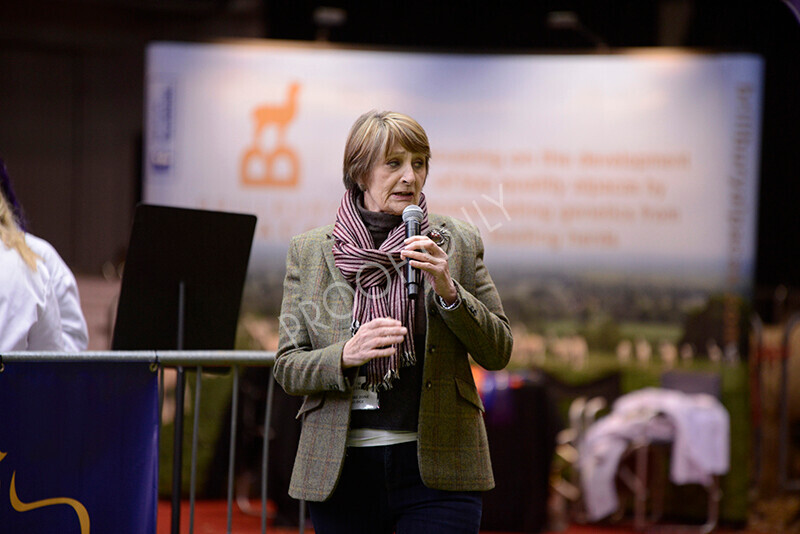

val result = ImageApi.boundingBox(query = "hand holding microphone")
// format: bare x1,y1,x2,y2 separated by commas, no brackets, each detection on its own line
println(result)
401,205,457,304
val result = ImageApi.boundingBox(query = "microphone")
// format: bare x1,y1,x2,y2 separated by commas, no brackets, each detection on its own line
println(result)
402,204,424,298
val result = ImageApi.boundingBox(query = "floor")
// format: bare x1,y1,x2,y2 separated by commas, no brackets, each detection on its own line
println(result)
156,500,769,534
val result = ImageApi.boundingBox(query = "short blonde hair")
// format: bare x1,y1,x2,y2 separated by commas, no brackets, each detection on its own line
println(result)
342,110,431,191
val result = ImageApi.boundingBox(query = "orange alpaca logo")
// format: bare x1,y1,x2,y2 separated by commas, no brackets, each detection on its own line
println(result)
241,82,302,187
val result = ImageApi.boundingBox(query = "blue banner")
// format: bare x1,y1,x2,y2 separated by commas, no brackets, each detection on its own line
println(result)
0,362,159,534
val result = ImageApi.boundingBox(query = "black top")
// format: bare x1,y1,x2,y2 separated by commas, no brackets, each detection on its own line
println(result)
350,198,425,432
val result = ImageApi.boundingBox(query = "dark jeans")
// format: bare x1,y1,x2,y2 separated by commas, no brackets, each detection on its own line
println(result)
307,440,483,534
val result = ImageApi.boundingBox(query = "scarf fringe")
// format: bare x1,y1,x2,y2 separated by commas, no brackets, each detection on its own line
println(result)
361,352,417,392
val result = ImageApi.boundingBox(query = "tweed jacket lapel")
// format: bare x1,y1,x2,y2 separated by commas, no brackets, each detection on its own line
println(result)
321,228,340,286
424,214,458,298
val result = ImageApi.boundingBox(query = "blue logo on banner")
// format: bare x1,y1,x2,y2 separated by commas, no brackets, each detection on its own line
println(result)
0,363,159,534
148,79,176,175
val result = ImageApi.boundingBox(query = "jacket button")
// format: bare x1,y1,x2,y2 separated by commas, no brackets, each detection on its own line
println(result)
429,345,436,353
426,381,432,389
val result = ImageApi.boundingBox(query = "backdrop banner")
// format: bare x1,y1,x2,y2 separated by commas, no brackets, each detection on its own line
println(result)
0,363,158,534
144,40,764,362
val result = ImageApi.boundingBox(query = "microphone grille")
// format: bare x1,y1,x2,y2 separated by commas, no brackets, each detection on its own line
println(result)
402,204,424,223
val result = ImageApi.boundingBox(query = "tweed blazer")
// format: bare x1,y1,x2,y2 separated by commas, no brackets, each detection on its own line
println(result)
273,212,513,502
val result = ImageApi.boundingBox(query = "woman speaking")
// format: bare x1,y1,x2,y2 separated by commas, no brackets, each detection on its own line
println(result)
273,110,513,533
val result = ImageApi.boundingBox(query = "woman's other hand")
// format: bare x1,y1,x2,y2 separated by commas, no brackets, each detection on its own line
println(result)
342,317,408,368
401,235,457,305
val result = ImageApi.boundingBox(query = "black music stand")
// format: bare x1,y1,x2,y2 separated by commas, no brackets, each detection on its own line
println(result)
112,203,256,534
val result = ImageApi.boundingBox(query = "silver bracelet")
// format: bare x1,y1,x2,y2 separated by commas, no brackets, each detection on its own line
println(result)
436,293,461,310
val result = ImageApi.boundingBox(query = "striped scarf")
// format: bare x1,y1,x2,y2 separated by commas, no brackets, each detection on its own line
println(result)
332,189,430,390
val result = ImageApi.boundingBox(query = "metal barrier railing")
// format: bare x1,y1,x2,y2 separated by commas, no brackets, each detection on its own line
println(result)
0,350,305,534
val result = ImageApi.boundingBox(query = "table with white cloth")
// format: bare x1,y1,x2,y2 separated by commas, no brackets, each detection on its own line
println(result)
578,387,730,522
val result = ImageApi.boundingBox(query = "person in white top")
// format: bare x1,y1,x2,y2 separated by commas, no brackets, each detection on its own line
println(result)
25,234,89,351
0,181,64,351
1,158,88,352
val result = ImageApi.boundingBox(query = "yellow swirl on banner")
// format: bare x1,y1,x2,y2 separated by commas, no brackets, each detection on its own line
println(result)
9,472,90,534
